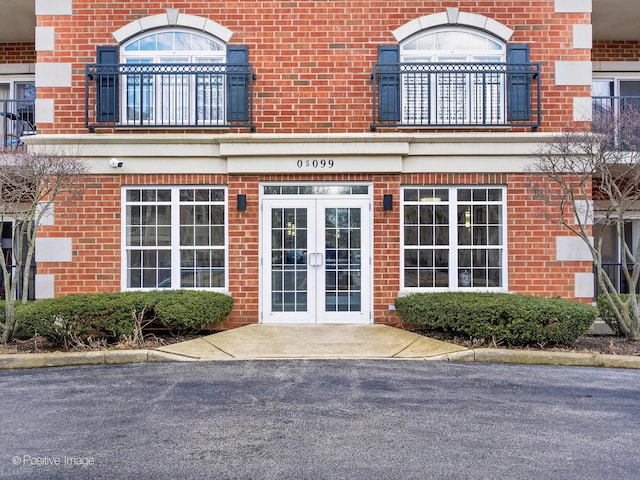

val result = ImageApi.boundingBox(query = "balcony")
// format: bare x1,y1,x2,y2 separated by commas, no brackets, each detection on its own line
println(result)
592,96,640,125
371,61,541,131
0,99,35,151
85,62,255,132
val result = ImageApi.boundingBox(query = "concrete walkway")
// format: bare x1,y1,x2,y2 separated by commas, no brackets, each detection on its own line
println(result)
156,324,467,360
2,324,640,370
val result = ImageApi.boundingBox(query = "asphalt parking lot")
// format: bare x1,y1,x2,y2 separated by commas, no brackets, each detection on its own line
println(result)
2,360,639,480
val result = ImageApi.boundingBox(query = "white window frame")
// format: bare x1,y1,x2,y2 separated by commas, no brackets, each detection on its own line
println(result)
592,77,640,96
121,186,228,292
592,76,640,113
401,186,508,292
0,77,35,100
400,27,506,125
120,29,226,126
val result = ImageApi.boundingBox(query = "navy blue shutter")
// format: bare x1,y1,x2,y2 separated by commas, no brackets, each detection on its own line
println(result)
96,46,119,123
507,44,531,122
227,46,249,123
377,45,400,122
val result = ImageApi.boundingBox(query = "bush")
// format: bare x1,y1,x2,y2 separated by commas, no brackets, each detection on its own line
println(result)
154,290,233,330
597,294,632,336
17,290,233,348
394,292,597,346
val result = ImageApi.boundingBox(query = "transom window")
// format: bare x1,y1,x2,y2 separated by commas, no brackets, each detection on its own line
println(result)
402,186,506,290
400,28,506,125
121,29,226,125
123,187,227,290
263,185,370,196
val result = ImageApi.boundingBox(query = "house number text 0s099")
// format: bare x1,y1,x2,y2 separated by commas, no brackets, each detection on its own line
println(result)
296,159,334,169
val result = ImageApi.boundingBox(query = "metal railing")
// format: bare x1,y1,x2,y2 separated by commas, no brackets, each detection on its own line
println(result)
0,99,36,151
592,96,640,129
371,61,541,130
85,62,255,131
592,96,640,149
592,96,640,116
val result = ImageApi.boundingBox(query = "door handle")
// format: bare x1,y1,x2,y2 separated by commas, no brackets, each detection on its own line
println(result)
307,253,324,267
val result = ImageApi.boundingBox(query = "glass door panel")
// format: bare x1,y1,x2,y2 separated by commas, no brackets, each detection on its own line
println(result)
262,196,370,324
263,199,316,323
317,199,370,324
323,207,362,313
270,207,308,313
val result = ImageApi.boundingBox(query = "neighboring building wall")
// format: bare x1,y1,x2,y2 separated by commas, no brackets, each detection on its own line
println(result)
35,1,591,134
0,43,36,64
593,41,640,62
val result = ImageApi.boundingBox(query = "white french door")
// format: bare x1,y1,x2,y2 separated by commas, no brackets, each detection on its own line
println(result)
261,195,371,324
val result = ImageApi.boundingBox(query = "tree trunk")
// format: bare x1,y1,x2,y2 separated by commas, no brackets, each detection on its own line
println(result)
2,298,15,343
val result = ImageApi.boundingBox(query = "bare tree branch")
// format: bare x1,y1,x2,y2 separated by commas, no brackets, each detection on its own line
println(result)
531,107,640,340
0,148,87,343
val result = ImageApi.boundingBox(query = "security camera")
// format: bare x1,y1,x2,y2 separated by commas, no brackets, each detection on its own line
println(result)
109,158,123,168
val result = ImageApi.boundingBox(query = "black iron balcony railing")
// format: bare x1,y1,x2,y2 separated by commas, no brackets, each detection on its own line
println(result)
85,62,255,131
592,96,640,116
594,263,640,299
592,96,640,130
0,99,36,150
371,61,541,131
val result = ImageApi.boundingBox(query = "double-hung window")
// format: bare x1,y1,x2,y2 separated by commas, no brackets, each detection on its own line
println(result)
124,187,227,290
402,186,506,290
121,30,226,126
400,28,506,125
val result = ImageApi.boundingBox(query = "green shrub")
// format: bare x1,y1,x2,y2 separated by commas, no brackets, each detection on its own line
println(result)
394,292,597,346
153,290,234,331
17,290,233,347
18,292,138,347
597,294,631,336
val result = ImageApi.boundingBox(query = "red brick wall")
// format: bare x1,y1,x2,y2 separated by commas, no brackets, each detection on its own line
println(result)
39,171,592,328
593,41,640,62
35,0,590,134
0,42,35,64
507,173,592,300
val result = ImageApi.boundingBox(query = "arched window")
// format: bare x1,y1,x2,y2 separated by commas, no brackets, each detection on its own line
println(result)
401,28,505,62
400,27,506,125
121,29,226,125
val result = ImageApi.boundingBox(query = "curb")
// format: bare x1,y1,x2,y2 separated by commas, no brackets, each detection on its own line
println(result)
442,348,640,369
0,349,190,370
0,348,639,370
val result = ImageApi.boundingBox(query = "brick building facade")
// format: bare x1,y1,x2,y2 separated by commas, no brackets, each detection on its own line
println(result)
4,0,630,327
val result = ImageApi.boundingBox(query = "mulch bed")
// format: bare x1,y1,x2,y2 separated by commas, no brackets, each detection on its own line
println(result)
1,331,639,357
420,330,640,356
0,333,206,355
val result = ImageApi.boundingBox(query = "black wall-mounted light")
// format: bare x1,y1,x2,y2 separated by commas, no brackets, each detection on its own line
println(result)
383,194,393,211
237,194,247,212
